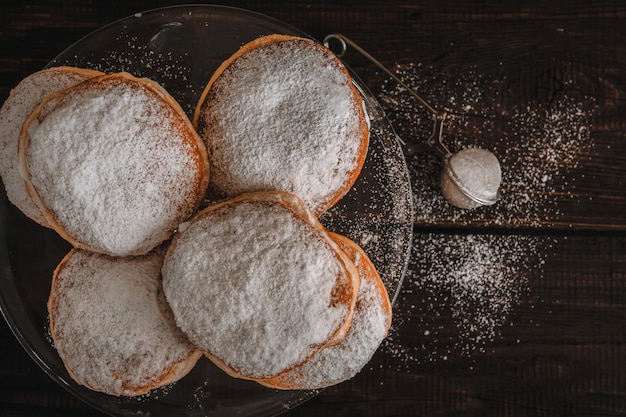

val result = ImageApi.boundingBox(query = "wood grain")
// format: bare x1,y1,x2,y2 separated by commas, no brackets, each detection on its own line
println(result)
2,1,626,416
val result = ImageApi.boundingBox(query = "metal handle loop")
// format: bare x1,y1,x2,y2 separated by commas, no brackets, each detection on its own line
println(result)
324,33,451,156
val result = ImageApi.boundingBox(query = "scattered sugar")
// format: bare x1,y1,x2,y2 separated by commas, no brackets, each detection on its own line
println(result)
197,38,366,215
383,233,545,367
379,63,594,226
25,75,204,256
320,112,414,304
374,62,592,365
49,249,198,396
0,68,94,226
162,199,351,379
58,32,196,116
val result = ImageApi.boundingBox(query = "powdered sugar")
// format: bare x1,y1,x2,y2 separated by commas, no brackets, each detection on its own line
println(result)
440,148,501,210
375,63,581,365
0,67,97,226
162,196,352,379
196,38,367,215
68,30,196,114
269,236,391,389
384,233,543,366
380,63,594,226
49,249,199,396
23,74,206,256
448,149,500,195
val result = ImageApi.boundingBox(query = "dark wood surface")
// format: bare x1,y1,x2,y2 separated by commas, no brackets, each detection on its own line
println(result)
2,1,626,416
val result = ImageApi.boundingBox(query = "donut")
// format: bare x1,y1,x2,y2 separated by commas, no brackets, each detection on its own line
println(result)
0,66,102,226
259,232,392,390
19,72,210,256
162,191,360,381
194,34,369,216
48,248,202,396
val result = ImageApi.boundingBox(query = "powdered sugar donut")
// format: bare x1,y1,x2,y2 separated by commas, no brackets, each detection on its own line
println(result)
19,72,210,256
48,248,202,396
162,191,359,381
194,34,369,216
260,232,392,390
0,66,102,226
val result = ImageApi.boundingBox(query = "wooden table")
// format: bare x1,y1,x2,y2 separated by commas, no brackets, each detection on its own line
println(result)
2,1,626,416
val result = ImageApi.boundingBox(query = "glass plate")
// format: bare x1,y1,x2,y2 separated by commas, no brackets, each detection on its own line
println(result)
0,5,413,417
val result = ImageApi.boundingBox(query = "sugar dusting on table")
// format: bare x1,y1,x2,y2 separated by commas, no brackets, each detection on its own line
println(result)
376,62,594,367
380,62,595,227
383,233,546,368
